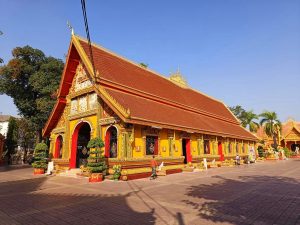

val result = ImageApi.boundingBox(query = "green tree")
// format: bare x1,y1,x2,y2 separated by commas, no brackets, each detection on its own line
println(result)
241,110,259,132
87,137,107,173
259,111,281,150
0,46,64,142
5,117,18,164
32,142,48,169
229,105,246,123
17,118,35,163
139,62,148,68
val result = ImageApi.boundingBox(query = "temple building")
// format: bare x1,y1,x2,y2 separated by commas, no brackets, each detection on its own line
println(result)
43,34,257,179
256,119,300,152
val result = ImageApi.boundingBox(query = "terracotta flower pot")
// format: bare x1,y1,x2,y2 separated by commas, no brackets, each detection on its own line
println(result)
89,173,103,182
34,168,45,175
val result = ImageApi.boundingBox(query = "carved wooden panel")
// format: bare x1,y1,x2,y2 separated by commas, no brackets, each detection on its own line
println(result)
74,63,92,92
89,93,97,110
78,96,87,112
70,99,78,114
142,127,160,137
56,107,67,128
103,103,116,118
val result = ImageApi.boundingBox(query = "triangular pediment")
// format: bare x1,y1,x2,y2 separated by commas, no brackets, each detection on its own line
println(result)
69,62,93,95
285,127,300,140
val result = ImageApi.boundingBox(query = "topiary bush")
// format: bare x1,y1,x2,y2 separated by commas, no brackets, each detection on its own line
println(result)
283,147,291,158
87,137,107,173
32,142,48,169
257,146,264,158
112,164,122,180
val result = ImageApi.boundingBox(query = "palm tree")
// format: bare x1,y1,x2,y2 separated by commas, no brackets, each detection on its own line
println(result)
241,110,259,132
259,111,281,150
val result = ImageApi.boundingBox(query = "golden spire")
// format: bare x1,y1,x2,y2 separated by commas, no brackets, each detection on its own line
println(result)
169,67,188,88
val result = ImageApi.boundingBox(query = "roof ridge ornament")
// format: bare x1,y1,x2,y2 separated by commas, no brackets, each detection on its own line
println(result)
169,68,188,88
67,21,74,36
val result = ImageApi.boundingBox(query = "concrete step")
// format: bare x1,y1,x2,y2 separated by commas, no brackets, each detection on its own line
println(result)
57,168,82,177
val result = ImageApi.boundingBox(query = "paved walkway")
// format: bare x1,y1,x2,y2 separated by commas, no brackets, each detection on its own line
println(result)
0,160,299,225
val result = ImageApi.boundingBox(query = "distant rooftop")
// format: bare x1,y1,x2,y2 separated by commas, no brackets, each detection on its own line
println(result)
0,115,11,122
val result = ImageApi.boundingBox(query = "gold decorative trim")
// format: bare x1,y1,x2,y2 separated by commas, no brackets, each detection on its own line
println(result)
72,35,96,79
108,156,184,162
52,127,65,134
68,109,98,121
68,86,94,99
97,87,130,118
199,154,220,158
99,117,120,126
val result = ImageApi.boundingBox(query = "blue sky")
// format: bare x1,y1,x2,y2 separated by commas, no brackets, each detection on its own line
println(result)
0,0,299,121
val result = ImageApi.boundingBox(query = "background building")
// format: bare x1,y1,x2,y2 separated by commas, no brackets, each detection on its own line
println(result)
256,118,300,152
0,115,11,138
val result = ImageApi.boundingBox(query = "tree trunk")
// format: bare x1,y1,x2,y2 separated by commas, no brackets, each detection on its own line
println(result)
35,129,42,144
273,134,278,150
23,147,28,163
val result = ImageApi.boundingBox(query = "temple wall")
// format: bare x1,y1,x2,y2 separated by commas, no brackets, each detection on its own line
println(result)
159,129,169,157
133,125,144,158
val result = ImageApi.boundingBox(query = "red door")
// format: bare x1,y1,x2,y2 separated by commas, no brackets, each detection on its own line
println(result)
218,142,224,161
54,136,61,158
186,139,192,163
105,130,111,158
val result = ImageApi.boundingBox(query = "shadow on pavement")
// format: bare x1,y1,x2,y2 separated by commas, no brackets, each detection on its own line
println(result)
183,175,300,225
0,164,32,172
0,177,156,225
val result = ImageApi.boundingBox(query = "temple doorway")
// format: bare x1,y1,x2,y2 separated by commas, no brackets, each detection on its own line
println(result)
182,139,191,164
70,122,91,168
105,126,118,158
76,123,91,167
291,143,300,152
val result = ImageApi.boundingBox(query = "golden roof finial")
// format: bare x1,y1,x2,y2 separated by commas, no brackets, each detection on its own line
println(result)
169,67,188,88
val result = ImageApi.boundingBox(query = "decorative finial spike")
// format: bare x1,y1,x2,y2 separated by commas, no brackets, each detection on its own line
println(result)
67,21,74,35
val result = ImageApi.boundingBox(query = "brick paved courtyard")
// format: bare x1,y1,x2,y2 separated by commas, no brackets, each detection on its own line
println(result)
0,160,299,225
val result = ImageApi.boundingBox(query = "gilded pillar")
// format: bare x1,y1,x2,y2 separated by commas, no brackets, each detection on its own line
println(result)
197,139,201,156
127,128,134,158
121,132,127,158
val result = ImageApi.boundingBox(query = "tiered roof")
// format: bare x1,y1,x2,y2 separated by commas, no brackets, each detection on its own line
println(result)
43,35,257,141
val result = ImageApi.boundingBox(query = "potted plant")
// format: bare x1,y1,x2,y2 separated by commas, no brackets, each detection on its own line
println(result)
87,137,107,182
32,142,48,174
112,164,122,181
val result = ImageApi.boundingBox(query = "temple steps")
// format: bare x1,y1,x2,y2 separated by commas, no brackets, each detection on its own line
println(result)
56,168,82,178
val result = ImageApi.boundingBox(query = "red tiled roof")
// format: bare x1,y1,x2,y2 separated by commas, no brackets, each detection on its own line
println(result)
105,88,257,140
43,36,257,141
77,37,256,140
0,115,11,122
79,39,238,124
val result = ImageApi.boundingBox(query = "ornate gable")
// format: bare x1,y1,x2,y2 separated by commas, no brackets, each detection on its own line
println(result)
285,128,300,140
69,62,93,94
56,107,67,128
99,102,120,125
